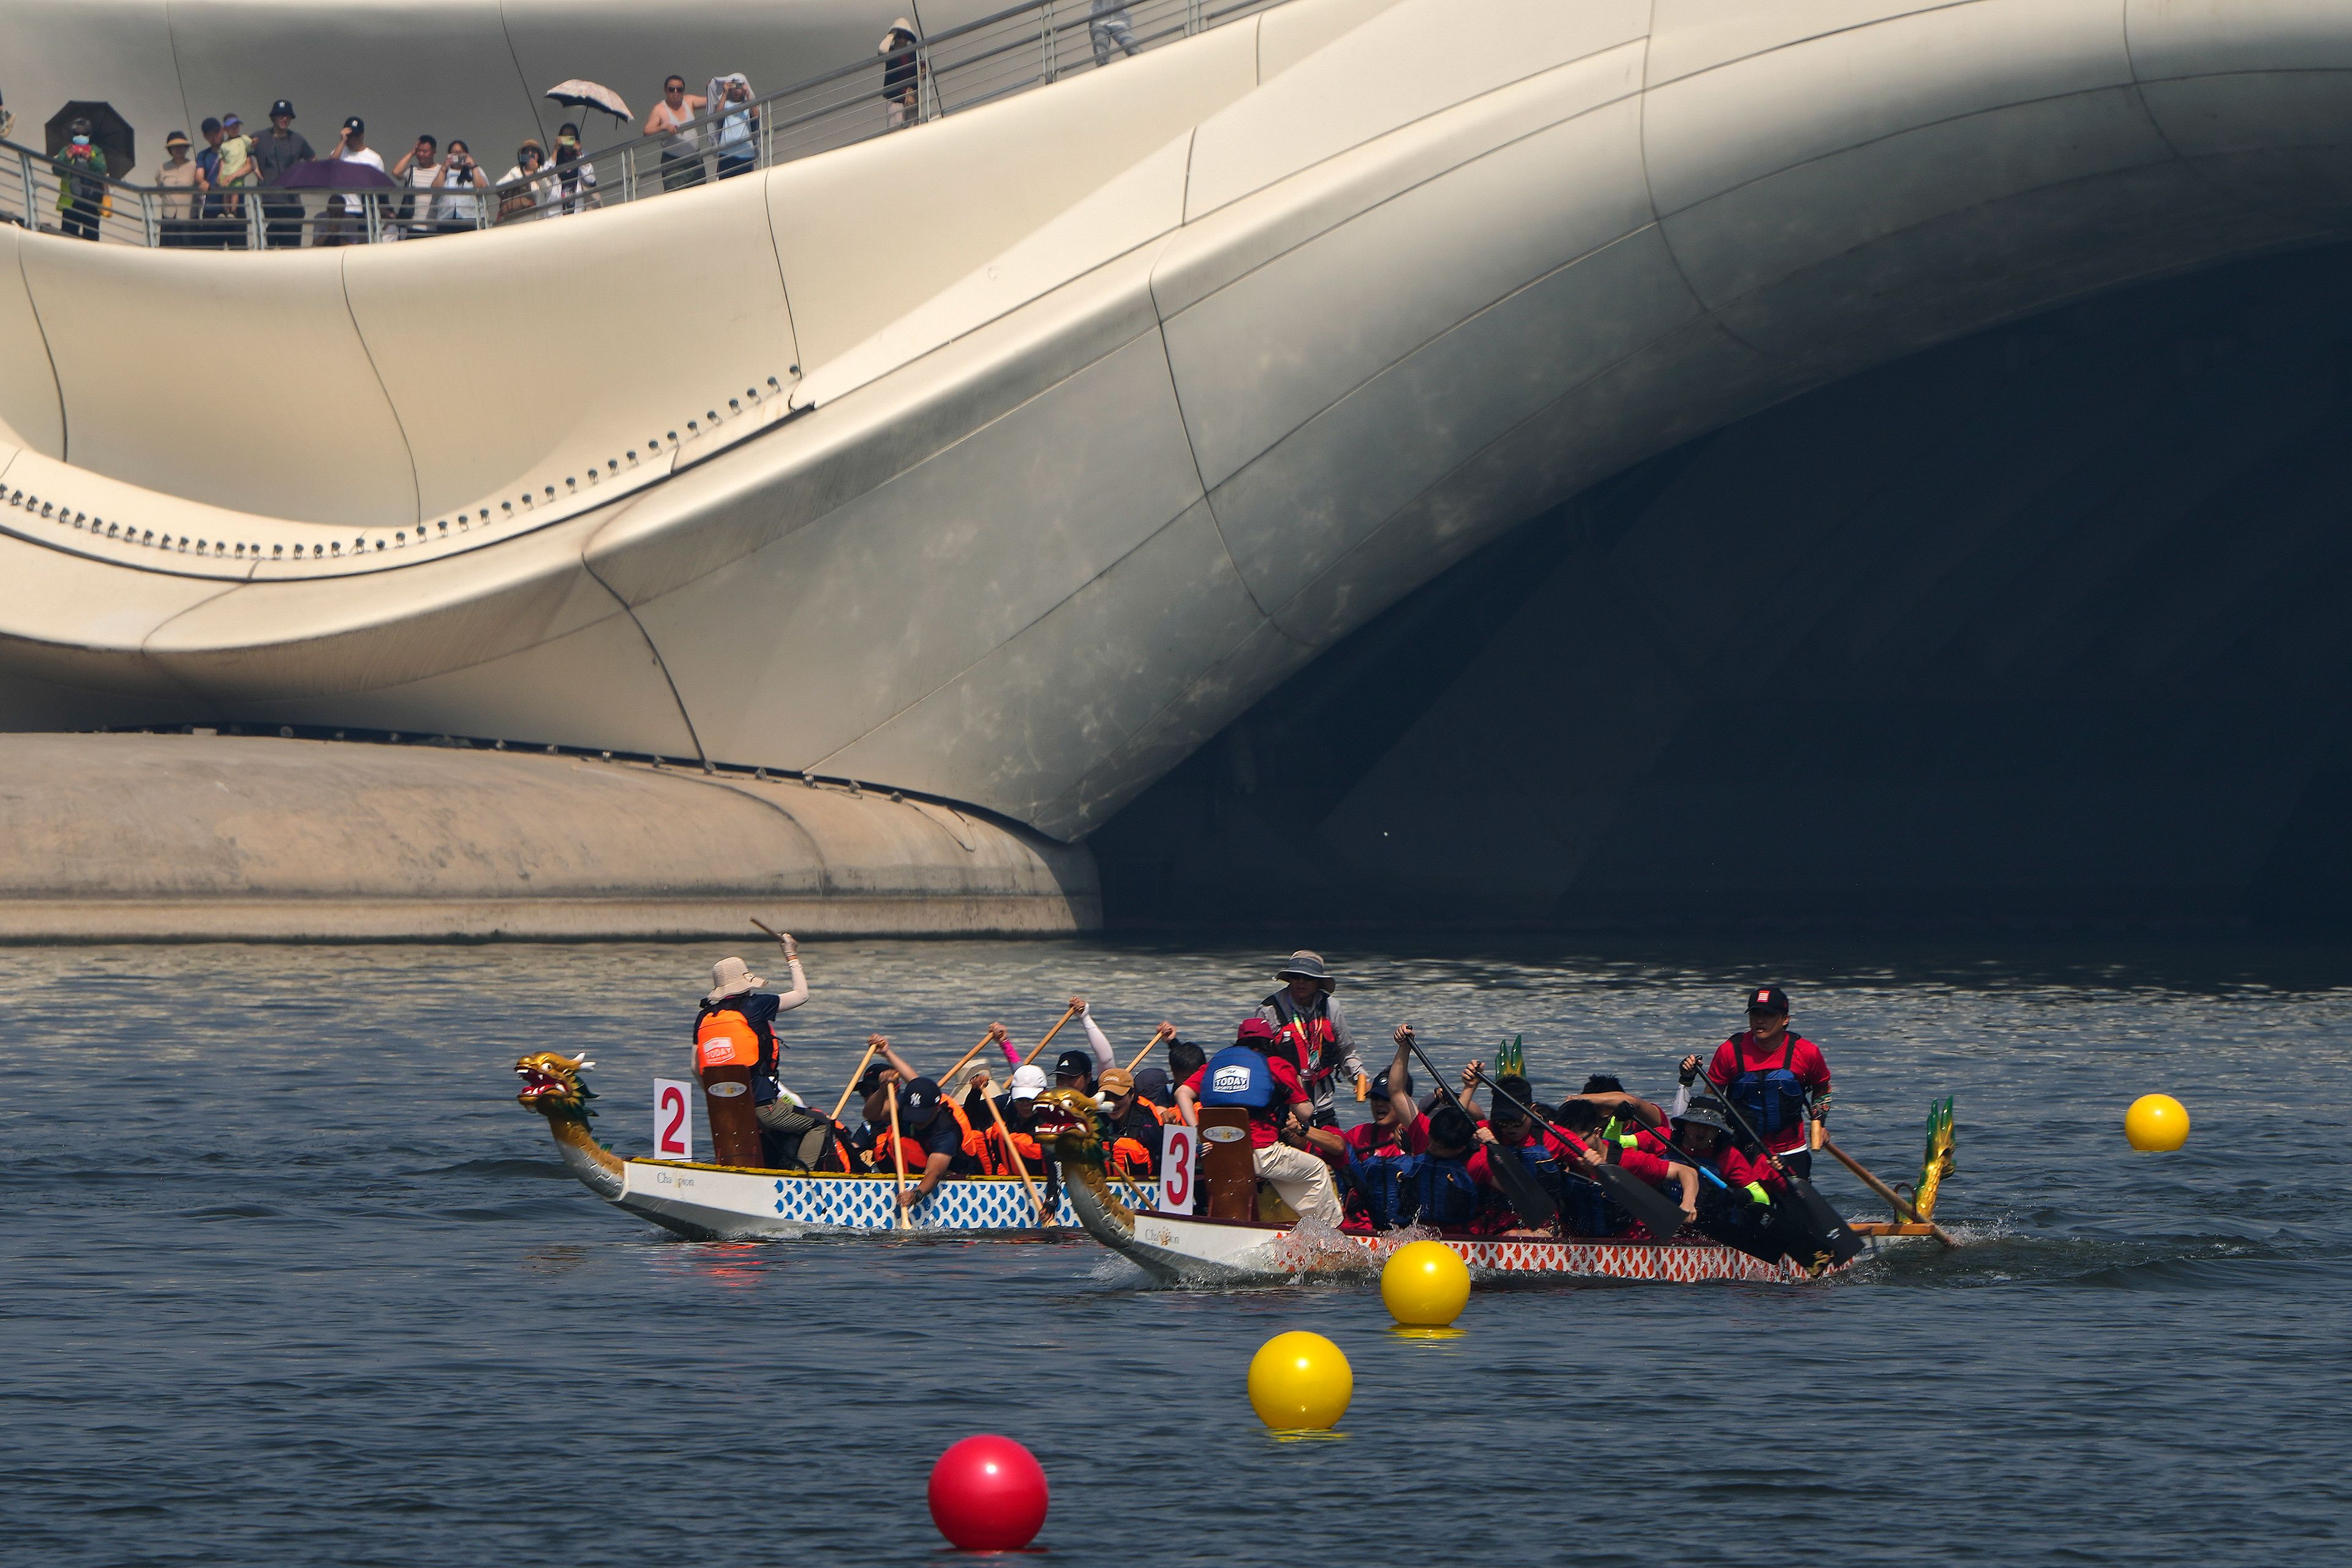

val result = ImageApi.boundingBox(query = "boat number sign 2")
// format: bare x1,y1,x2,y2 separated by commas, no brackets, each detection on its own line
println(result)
654,1077,694,1161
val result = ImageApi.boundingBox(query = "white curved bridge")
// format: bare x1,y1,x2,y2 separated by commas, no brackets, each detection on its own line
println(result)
2,0,2348,931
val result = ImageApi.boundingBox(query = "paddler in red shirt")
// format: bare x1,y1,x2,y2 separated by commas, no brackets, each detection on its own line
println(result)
1550,1097,1699,1235
1662,1096,1787,1260
1682,985,1831,1178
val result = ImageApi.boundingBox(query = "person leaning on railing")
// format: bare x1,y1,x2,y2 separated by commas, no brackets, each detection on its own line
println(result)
156,129,209,248
646,74,707,192
550,124,600,216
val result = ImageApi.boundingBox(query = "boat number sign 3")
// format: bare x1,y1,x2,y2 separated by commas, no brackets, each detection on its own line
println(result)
1159,1125,1200,1215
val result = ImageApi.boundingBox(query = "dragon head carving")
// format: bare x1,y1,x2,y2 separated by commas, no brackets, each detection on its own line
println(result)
1027,1085,1111,1163
514,1052,597,1125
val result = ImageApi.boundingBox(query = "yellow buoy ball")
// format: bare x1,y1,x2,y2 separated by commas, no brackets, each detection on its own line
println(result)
1381,1239,1472,1327
1246,1332,1352,1431
2125,1093,2190,1152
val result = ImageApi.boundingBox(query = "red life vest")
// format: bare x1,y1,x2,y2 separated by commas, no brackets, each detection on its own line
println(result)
1264,991,1340,1088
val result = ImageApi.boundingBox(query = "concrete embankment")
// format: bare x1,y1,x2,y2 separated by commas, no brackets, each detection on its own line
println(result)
0,734,1098,940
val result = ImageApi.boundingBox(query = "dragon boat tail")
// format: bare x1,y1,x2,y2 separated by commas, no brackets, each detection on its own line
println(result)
514,1052,1152,1240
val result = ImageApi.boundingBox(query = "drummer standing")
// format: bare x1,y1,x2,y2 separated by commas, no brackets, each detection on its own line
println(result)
1256,951,1368,1129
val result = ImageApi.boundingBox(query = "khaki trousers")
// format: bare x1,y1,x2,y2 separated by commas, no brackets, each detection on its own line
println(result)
1254,1140,1343,1229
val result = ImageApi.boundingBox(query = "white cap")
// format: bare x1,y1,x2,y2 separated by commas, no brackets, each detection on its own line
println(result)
1009,1064,1048,1101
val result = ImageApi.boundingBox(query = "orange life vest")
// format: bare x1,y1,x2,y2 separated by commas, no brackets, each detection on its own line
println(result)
1109,1137,1155,1180
695,1006,763,1071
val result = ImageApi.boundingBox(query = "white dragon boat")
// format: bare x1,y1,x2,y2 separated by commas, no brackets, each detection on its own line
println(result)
1022,1088,1961,1287
514,1051,1150,1239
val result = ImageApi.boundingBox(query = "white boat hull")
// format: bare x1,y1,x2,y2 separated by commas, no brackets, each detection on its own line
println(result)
606,1159,1156,1241
1068,1177,1820,1286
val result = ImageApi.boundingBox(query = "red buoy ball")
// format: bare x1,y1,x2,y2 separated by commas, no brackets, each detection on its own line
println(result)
927,1434,1049,1552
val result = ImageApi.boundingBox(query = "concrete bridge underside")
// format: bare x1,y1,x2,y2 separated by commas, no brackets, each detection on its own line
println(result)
2,0,2350,935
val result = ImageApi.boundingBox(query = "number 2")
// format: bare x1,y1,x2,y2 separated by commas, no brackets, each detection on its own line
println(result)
659,1085,687,1155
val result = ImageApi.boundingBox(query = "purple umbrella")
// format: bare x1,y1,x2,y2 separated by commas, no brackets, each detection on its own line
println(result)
271,160,396,190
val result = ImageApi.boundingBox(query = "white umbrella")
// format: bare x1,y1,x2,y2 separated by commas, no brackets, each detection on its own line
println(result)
543,80,630,128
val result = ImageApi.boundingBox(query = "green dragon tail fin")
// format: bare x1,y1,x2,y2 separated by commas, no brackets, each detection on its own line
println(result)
1912,1097,1956,1219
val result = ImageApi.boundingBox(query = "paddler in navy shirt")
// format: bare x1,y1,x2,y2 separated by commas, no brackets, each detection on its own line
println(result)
1679,985,1831,1178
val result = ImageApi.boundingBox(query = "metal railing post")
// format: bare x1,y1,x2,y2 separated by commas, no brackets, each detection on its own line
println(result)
248,190,265,251
1043,2,1058,83
142,188,159,247
918,43,939,121
1189,0,1205,36
18,149,36,230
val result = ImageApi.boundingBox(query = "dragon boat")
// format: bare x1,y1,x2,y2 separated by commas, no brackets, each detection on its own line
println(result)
514,1052,1153,1239
1025,1088,1961,1287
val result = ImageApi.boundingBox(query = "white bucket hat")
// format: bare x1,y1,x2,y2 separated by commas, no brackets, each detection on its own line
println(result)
705,956,764,1004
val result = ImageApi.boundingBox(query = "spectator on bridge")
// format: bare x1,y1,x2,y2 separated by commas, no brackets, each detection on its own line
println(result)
194,118,235,246
549,125,600,215
53,120,107,242
1091,1,1139,68
320,116,385,245
432,139,489,232
1,87,14,144
495,139,550,224
156,130,208,248
646,74,706,191
389,133,443,239
214,112,258,244
710,75,756,178
252,100,314,249
880,20,921,130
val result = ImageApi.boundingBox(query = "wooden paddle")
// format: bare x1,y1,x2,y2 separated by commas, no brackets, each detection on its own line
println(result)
1126,1022,1174,1072
1022,1003,1081,1066
976,1084,1053,1226
939,1023,1010,1088
828,1043,879,1122
747,918,798,962
886,1082,910,1230
1824,1137,1958,1248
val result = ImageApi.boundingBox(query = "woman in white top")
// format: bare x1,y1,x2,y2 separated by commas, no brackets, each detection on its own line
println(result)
494,140,552,224
548,123,600,216
432,139,489,231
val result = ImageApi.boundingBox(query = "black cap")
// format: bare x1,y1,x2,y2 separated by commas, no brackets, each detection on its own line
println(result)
1746,986,1790,1016
1052,1048,1095,1082
1133,1067,1171,1104
1367,1068,1393,1101
271,99,295,118
342,115,364,133
898,1076,942,1125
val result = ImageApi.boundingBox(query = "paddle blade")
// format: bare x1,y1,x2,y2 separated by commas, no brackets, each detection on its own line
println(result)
1484,1144,1558,1230
1593,1161,1691,1239
1781,1173,1865,1265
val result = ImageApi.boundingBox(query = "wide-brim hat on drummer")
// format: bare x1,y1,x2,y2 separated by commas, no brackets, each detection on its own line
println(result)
705,955,764,1004
1273,949,1334,989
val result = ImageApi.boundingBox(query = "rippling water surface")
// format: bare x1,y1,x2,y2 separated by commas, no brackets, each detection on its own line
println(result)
4,937,2347,1566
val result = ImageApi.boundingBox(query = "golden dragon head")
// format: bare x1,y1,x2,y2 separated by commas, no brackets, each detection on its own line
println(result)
514,1052,598,1125
1026,1085,1112,1163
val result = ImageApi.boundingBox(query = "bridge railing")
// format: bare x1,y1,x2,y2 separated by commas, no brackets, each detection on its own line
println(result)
0,0,1291,252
